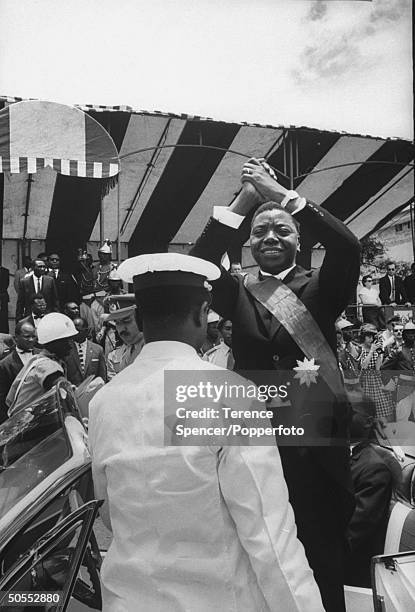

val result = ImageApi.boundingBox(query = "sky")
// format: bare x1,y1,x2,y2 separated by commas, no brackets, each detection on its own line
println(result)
0,0,413,139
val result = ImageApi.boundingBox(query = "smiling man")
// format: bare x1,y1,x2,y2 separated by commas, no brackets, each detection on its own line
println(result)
191,158,361,612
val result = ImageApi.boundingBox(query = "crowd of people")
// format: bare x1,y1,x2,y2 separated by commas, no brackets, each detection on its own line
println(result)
0,156,414,611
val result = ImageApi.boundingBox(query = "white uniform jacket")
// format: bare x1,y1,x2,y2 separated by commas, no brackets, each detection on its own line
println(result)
88,341,323,612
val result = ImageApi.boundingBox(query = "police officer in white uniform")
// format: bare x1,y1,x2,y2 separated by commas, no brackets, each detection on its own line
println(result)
88,253,323,612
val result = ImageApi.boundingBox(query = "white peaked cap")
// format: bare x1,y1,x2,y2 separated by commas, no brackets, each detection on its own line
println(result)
117,253,220,287
207,310,220,324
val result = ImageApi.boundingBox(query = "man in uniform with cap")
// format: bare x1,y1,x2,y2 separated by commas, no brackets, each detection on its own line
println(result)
88,252,323,612
105,294,144,380
6,312,77,416
200,309,221,355
93,240,116,294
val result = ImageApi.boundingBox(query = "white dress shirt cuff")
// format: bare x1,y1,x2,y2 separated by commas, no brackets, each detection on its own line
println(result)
213,207,245,229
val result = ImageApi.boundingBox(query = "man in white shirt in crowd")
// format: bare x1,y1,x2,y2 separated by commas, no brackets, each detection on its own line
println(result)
20,293,49,331
88,252,323,612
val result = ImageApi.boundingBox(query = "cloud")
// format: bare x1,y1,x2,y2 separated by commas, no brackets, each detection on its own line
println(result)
293,0,411,83
307,1,327,22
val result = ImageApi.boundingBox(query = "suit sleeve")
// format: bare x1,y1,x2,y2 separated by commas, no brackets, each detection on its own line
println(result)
16,283,25,321
0,363,10,423
218,444,324,611
97,347,107,383
347,462,392,551
294,200,361,316
190,218,240,319
50,278,60,312
379,278,390,305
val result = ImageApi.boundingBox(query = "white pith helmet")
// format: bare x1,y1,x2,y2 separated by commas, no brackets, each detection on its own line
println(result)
36,313,78,345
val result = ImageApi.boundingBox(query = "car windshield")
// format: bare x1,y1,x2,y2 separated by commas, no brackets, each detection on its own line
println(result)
0,387,72,521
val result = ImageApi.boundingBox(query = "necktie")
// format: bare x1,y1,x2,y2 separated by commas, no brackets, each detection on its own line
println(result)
391,276,395,301
77,343,85,373
36,277,41,293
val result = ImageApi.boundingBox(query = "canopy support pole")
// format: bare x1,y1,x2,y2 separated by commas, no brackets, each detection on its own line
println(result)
100,196,105,247
117,170,121,263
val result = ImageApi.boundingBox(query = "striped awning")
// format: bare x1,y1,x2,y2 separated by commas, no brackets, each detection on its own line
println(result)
0,95,413,259
0,100,119,178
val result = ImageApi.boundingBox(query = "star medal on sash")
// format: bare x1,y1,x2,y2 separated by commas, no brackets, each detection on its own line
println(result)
293,357,320,387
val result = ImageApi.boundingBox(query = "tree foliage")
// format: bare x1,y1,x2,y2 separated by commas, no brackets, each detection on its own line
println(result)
360,236,385,265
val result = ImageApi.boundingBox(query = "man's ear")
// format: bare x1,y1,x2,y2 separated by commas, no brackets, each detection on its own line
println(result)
195,300,210,328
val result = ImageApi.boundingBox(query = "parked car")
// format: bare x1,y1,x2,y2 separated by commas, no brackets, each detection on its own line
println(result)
0,380,102,611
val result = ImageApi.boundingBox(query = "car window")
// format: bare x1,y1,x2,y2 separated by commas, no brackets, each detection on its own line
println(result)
0,390,72,521
0,500,100,612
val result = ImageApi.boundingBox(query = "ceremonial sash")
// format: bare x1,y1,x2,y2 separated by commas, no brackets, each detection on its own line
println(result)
244,274,345,398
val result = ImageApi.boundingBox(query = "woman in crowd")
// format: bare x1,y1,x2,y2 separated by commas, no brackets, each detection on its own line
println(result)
358,323,394,422
357,274,384,329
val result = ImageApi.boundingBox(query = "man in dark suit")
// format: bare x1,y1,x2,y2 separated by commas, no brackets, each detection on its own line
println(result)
19,293,49,331
379,261,410,306
16,259,59,321
64,317,107,386
345,387,400,587
404,263,415,304
0,265,10,333
0,320,37,422
48,253,80,306
191,158,360,611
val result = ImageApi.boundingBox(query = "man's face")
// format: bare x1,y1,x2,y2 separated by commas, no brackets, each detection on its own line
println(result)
16,324,37,351
207,321,219,341
49,254,60,270
98,251,111,265
115,312,141,345
73,319,89,343
33,260,46,278
32,298,47,316
51,338,73,358
230,263,242,274
387,265,395,277
220,320,232,346
250,209,299,274
64,303,80,320
108,279,122,293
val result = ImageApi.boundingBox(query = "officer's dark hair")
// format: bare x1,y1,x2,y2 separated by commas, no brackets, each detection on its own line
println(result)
251,201,300,231
135,286,211,327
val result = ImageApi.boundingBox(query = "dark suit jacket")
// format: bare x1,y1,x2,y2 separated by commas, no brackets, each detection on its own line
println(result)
0,349,24,422
191,199,360,599
16,275,59,321
404,273,415,304
48,270,80,306
346,442,398,587
64,340,107,386
379,274,408,305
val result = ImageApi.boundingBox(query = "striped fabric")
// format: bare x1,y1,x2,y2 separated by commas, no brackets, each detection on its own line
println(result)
0,99,120,177
0,94,413,261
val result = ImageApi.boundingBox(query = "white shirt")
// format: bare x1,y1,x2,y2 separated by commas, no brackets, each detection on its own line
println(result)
15,347,34,367
33,275,43,293
89,340,323,612
75,340,87,367
358,286,381,305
